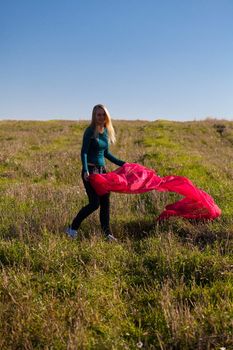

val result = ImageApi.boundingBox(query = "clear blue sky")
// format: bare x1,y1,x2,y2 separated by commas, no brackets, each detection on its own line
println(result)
1,0,233,121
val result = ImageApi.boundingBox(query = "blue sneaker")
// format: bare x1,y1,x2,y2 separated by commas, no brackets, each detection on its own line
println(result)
66,227,78,238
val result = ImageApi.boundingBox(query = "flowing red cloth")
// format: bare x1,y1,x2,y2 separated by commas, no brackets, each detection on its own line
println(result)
89,163,221,220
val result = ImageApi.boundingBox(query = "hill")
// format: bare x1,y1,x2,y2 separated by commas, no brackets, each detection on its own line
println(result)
0,119,232,349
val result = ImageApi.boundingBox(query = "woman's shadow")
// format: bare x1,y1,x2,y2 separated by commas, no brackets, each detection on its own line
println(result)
116,219,160,240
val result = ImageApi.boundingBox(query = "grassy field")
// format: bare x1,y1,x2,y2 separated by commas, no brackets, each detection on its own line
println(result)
0,119,232,349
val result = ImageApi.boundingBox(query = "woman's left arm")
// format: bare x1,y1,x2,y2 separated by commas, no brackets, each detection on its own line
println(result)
104,148,125,166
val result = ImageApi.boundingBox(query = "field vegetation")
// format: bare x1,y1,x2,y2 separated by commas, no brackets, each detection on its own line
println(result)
0,119,232,349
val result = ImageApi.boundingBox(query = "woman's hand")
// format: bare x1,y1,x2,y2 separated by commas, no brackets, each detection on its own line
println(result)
83,171,90,181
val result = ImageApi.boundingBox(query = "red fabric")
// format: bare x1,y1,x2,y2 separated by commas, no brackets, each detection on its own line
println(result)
89,163,221,220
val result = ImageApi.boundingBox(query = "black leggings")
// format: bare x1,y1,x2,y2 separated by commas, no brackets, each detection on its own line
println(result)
71,166,111,236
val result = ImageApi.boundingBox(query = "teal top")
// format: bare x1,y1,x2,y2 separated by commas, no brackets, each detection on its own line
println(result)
81,126,125,172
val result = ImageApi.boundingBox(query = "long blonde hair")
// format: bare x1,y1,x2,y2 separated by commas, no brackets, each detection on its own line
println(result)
90,104,116,144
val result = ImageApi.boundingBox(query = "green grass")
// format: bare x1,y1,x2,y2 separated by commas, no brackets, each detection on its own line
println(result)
0,119,232,349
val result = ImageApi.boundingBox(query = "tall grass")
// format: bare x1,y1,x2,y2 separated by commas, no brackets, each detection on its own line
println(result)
0,119,232,349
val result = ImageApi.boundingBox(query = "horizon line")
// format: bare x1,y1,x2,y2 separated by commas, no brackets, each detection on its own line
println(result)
0,115,232,122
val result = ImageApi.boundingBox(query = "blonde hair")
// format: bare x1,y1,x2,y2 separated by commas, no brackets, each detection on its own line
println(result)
90,104,116,144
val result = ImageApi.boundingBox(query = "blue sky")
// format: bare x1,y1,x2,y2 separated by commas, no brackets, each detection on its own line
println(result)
1,0,233,121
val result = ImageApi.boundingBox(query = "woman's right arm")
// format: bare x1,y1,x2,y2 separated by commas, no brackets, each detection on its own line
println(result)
81,128,91,179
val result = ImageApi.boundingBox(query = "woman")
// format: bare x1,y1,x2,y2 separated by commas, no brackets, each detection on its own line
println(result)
66,104,125,241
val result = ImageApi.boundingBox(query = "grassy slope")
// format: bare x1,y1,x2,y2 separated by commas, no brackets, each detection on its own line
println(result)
0,120,232,349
